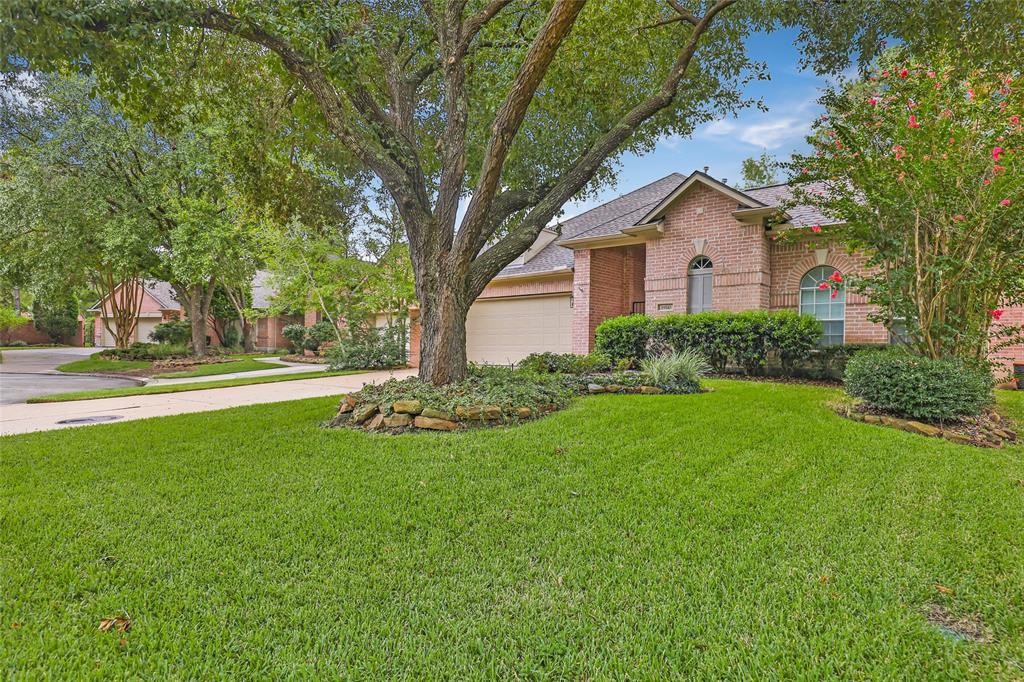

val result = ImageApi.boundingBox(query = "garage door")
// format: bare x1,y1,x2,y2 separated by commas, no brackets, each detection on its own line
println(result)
466,294,572,365
136,318,161,344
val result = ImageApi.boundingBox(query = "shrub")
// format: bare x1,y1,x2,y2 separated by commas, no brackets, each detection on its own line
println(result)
306,321,337,350
595,315,652,363
0,306,29,343
773,311,823,373
639,348,710,394
32,297,78,342
811,343,887,380
7,339,28,347
99,342,189,361
282,324,307,350
844,349,993,421
149,319,191,345
84,317,95,347
325,326,406,370
517,351,612,374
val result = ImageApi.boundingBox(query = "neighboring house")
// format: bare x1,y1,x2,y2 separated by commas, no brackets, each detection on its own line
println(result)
89,272,302,350
407,170,1024,375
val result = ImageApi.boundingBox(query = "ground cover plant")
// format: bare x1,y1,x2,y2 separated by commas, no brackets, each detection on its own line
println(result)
2,383,1022,678
26,369,363,403
56,354,153,374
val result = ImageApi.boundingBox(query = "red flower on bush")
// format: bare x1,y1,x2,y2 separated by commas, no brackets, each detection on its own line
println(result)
908,115,921,128
992,146,1004,161
899,68,909,78
1011,115,1021,125
893,145,905,160
1001,198,1012,207
810,224,822,233
991,309,1005,320
953,214,966,222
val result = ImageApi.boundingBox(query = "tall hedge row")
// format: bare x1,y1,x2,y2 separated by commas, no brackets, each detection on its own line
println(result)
594,311,823,375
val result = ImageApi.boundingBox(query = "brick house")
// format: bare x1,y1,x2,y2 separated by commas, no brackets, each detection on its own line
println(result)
408,170,1024,376
89,271,302,351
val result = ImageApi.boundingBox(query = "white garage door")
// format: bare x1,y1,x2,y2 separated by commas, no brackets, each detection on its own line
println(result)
466,294,572,365
136,318,161,344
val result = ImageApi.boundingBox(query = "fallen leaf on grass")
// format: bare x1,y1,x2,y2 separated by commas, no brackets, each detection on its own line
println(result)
819,575,830,584
98,615,131,633
934,583,954,595
11,622,22,629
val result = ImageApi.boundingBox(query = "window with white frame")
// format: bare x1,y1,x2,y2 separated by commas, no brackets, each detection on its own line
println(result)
799,266,845,345
687,256,713,313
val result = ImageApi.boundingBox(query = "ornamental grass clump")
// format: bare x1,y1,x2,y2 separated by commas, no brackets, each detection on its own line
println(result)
639,349,710,394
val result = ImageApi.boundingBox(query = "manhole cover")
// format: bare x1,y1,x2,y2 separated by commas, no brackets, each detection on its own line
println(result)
56,415,124,425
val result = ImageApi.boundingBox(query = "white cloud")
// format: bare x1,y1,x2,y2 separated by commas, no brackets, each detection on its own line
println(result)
694,96,820,150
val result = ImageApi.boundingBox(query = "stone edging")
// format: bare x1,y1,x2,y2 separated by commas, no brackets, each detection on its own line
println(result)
831,402,1018,448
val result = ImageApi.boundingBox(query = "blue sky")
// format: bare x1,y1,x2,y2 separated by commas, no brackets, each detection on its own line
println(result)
559,28,840,219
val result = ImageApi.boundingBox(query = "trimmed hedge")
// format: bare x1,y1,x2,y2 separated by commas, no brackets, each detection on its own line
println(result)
596,310,823,375
844,349,993,421
594,315,651,364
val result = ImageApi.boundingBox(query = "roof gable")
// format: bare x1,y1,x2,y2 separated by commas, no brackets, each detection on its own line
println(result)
634,170,765,226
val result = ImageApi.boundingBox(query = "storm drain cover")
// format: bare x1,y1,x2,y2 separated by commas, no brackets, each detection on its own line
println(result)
56,415,124,425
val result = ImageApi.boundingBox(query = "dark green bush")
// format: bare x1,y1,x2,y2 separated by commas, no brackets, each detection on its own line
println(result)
517,351,612,374
282,324,307,350
810,343,888,380
306,321,337,350
774,311,824,373
844,349,993,421
594,315,652,363
325,326,406,370
99,342,189,361
149,319,191,345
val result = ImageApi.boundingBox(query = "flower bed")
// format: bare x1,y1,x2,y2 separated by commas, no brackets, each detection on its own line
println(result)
328,357,705,434
831,398,1018,448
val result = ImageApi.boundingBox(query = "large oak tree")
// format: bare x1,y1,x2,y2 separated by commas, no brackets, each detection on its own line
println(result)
4,0,1020,382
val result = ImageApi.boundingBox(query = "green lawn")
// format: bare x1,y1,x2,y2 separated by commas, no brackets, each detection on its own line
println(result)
2,383,1022,678
56,353,152,373
28,369,363,403
152,357,285,379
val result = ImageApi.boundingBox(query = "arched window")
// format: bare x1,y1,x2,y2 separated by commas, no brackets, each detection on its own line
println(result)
687,256,713,313
799,266,845,345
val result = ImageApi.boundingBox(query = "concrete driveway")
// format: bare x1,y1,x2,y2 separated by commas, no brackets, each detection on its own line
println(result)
0,367,417,436
0,347,138,405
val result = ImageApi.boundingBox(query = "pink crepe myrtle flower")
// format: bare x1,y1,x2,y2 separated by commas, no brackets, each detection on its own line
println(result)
1010,115,1021,125
926,70,936,78
993,146,1004,161
908,115,921,128
818,282,829,290
953,214,966,222
993,164,1005,174
1001,198,1012,207
983,179,991,186
991,309,1005,320
810,225,822,233
899,68,909,78
893,145,905,160
967,88,974,100
830,290,839,299
828,271,843,284
868,97,879,106
935,81,942,90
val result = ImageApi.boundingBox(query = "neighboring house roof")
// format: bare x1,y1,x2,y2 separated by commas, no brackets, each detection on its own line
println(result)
492,172,834,281
250,270,276,309
89,271,279,315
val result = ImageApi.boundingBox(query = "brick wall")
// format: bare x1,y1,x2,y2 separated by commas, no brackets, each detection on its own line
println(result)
993,304,1024,378
768,236,889,344
571,246,647,353
644,183,770,316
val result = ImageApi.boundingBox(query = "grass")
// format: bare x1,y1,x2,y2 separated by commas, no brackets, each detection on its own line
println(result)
27,369,363,403
2,382,1022,678
56,353,152,373
152,357,285,379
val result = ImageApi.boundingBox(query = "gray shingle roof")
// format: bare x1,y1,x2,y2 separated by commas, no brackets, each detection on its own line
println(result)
497,173,686,277
494,173,833,279
143,280,180,310
743,180,836,227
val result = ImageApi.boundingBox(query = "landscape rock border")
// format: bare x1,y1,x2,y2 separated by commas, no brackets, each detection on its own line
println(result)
831,400,1018,448
328,382,683,434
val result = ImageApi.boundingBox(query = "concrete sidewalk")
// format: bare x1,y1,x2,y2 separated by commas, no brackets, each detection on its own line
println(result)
0,368,416,436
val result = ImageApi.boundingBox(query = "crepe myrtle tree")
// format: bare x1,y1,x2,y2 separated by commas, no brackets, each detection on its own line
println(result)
787,50,1024,363
7,2,1021,382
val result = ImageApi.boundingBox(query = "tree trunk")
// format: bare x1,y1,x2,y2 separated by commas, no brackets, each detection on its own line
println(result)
12,287,20,315
188,286,208,356
416,284,470,385
241,319,254,353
